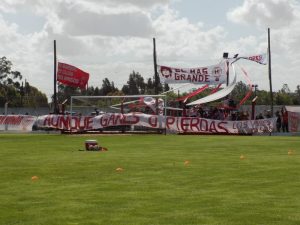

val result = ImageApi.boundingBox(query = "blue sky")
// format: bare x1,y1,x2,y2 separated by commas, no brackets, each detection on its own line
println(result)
0,0,299,99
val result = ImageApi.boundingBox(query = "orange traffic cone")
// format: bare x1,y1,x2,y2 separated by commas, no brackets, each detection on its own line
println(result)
31,176,39,181
184,160,190,166
116,167,124,172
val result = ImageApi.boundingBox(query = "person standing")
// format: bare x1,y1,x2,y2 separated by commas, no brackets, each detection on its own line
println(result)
276,111,282,132
281,107,289,132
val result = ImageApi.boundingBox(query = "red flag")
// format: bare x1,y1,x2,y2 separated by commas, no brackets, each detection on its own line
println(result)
57,62,89,89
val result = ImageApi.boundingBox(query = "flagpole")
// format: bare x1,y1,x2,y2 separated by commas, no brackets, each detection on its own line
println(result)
153,37,159,95
268,28,273,116
53,40,58,114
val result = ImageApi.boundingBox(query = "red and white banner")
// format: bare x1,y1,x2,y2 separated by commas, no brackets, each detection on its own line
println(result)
286,106,300,132
0,115,37,132
35,113,276,134
57,62,89,89
239,53,267,65
157,62,227,85
289,112,300,132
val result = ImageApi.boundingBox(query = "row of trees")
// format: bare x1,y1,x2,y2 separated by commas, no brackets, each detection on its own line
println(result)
57,71,169,103
1,56,300,108
0,57,48,107
58,73,300,107
230,82,300,105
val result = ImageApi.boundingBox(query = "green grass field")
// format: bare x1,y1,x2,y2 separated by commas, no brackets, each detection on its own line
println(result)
0,134,299,225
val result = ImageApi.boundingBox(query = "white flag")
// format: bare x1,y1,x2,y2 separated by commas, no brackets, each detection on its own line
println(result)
240,53,267,65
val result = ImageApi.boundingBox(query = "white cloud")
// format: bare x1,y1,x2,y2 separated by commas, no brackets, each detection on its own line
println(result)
153,8,227,63
226,0,300,92
227,0,296,29
63,11,154,37
0,0,26,13
80,0,171,9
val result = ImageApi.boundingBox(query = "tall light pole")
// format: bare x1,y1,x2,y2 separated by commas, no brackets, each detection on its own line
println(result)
268,28,273,116
53,40,58,114
223,52,229,86
252,84,258,96
153,38,159,94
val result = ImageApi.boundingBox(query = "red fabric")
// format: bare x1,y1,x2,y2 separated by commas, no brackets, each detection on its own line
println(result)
57,62,89,89
282,111,288,123
176,85,209,102
237,67,253,107
210,84,222,94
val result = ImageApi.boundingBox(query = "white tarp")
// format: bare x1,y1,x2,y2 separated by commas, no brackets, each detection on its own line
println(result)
0,115,37,132
285,106,300,113
187,72,237,106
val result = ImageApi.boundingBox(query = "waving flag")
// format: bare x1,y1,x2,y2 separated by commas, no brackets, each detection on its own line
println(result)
57,62,89,89
236,53,267,65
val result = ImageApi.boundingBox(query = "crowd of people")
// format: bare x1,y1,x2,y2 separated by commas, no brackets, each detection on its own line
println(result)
166,104,289,132
178,106,252,121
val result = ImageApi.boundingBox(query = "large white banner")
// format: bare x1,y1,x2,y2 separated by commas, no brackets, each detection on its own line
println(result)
285,106,300,132
157,62,227,85
35,113,276,134
0,115,37,132
289,112,300,132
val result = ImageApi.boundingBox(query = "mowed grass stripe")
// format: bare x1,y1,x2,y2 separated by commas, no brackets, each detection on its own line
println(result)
0,134,299,225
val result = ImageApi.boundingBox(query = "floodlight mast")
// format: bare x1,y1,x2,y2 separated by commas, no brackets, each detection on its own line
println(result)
53,40,58,114
268,28,273,117
223,52,229,86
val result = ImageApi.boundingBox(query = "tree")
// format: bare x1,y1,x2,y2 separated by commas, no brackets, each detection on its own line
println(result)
292,85,300,105
0,57,22,84
274,84,293,105
146,78,154,94
122,71,146,95
22,82,48,107
228,81,252,104
255,90,270,105
100,78,117,95
0,57,23,105
164,83,170,92
0,57,47,107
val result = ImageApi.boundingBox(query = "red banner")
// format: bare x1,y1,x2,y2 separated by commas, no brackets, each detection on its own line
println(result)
57,62,89,89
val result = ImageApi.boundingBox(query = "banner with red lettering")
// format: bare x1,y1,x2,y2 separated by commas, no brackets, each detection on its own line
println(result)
157,63,226,85
0,115,37,132
57,62,89,89
238,53,267,65
35,113,276,134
